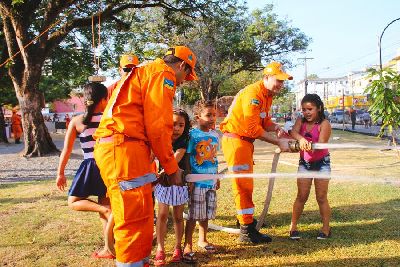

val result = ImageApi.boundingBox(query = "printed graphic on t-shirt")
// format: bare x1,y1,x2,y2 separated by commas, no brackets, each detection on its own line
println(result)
195,138,217,165
187,128,219,186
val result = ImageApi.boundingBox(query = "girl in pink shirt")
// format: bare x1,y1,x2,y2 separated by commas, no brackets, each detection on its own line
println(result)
289,94,332,240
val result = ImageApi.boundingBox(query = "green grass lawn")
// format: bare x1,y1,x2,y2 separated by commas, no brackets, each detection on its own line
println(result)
0,130,399,266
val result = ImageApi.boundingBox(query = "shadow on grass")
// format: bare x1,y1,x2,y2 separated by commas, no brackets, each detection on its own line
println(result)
0,177,55,188
266,256,400,267
207,198,399,264
0,190,66,204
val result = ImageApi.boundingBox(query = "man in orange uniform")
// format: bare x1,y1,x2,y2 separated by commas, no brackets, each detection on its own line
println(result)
107,54,140,100
93,46,197,267
11,108,23,144
220,61,292,244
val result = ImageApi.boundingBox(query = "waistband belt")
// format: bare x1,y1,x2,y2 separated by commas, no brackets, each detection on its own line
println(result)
119,173,157,191
223,133,255,143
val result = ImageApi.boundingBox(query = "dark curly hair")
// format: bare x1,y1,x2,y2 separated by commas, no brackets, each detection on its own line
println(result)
193,99,216,118
301,93,325,124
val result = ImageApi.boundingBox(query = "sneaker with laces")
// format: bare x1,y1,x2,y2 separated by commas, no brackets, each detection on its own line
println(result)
317,229,331,240
289,230,301,240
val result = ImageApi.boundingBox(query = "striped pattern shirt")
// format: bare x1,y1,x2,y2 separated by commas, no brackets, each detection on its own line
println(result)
79,113,102,159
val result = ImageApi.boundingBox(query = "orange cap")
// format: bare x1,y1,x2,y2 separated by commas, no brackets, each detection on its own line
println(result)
119,54,139,68
165,46,198,81
263,61,293,80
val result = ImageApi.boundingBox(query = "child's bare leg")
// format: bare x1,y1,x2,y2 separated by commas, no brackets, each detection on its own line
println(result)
156,203,169,252
183,219,196,254
197,219,209,247
314,179,331,234
290,178,312,231
98,196,111,230
67,196,111,220
96,196,113,257
172,204,184,250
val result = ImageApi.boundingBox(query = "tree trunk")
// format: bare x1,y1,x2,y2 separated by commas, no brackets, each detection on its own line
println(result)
0,107,9,143
200,77,220,100
18,89,58,157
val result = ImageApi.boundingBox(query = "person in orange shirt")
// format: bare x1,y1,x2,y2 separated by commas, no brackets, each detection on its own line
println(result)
11,108,23,144
107,54,139,100
220,61,292,244
93,46,197,267
64,114,71,130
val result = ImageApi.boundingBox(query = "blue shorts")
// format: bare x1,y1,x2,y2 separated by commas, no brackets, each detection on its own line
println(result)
298,154,331,173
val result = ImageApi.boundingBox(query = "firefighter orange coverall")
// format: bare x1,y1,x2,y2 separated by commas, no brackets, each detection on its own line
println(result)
220,80,274,225
11,112,23,141
93,58,179,266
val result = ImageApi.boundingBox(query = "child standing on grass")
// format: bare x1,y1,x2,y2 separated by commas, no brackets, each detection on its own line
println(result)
154,109,191,266
56,82,114,259
183,100,220,264
289,94,332,240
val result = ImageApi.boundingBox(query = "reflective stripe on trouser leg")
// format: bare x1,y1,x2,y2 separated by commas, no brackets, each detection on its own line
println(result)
221,136,255,225
94,138,153,263
116,257,150,267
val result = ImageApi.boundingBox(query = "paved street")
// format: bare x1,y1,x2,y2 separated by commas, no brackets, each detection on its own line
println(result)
331,123,400,142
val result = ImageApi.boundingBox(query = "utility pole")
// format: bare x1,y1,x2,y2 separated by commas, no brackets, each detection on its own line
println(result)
298,57,314,95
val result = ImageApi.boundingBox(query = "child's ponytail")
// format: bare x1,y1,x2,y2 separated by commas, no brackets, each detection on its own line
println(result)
82,82,107,125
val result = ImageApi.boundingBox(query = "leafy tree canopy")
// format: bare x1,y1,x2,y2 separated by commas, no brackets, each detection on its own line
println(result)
366,67,400,138
127,3,310,100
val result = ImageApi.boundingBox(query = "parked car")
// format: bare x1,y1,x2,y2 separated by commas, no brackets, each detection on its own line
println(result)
329,110,350,123
355,109,365,124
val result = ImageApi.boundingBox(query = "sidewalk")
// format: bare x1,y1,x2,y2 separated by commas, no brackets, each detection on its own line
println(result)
331,123,400,142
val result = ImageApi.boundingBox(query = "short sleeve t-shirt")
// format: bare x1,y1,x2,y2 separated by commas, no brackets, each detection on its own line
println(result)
187,128,219,187
173,137,188,170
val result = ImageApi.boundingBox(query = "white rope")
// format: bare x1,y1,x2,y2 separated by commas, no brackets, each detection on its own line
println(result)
312,142,399,150
183,212,240,234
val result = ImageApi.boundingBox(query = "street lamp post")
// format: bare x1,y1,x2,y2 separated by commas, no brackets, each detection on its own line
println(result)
379,17,400,71
342,88,345,131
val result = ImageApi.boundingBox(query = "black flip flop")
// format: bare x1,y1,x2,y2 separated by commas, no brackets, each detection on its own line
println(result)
182,252,197,264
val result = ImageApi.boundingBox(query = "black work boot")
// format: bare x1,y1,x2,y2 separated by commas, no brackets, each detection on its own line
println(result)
239,220,272,244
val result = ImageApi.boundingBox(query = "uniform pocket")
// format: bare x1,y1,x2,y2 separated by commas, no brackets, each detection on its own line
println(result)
114,141,151,181
119,183,153,222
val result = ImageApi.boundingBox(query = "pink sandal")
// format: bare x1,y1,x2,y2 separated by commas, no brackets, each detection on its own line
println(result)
170,248,182,263
154,250,166,266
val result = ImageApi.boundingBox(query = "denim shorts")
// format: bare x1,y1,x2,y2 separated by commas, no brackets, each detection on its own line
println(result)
298,154,331,173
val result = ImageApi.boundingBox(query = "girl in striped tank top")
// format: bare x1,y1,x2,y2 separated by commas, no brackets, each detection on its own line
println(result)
56,82,114,259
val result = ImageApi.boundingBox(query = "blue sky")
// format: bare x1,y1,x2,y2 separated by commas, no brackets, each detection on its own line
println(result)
246,0,400,82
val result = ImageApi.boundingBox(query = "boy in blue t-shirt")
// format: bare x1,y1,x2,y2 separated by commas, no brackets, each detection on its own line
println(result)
183,100,219,263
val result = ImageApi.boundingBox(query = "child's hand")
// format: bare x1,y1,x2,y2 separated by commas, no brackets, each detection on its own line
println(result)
56,174,67,191
299,138,312,151
216,179,220,190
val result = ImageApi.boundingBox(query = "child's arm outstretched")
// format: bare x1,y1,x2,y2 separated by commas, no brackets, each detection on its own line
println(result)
290,118,311,151
56,116,79,191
